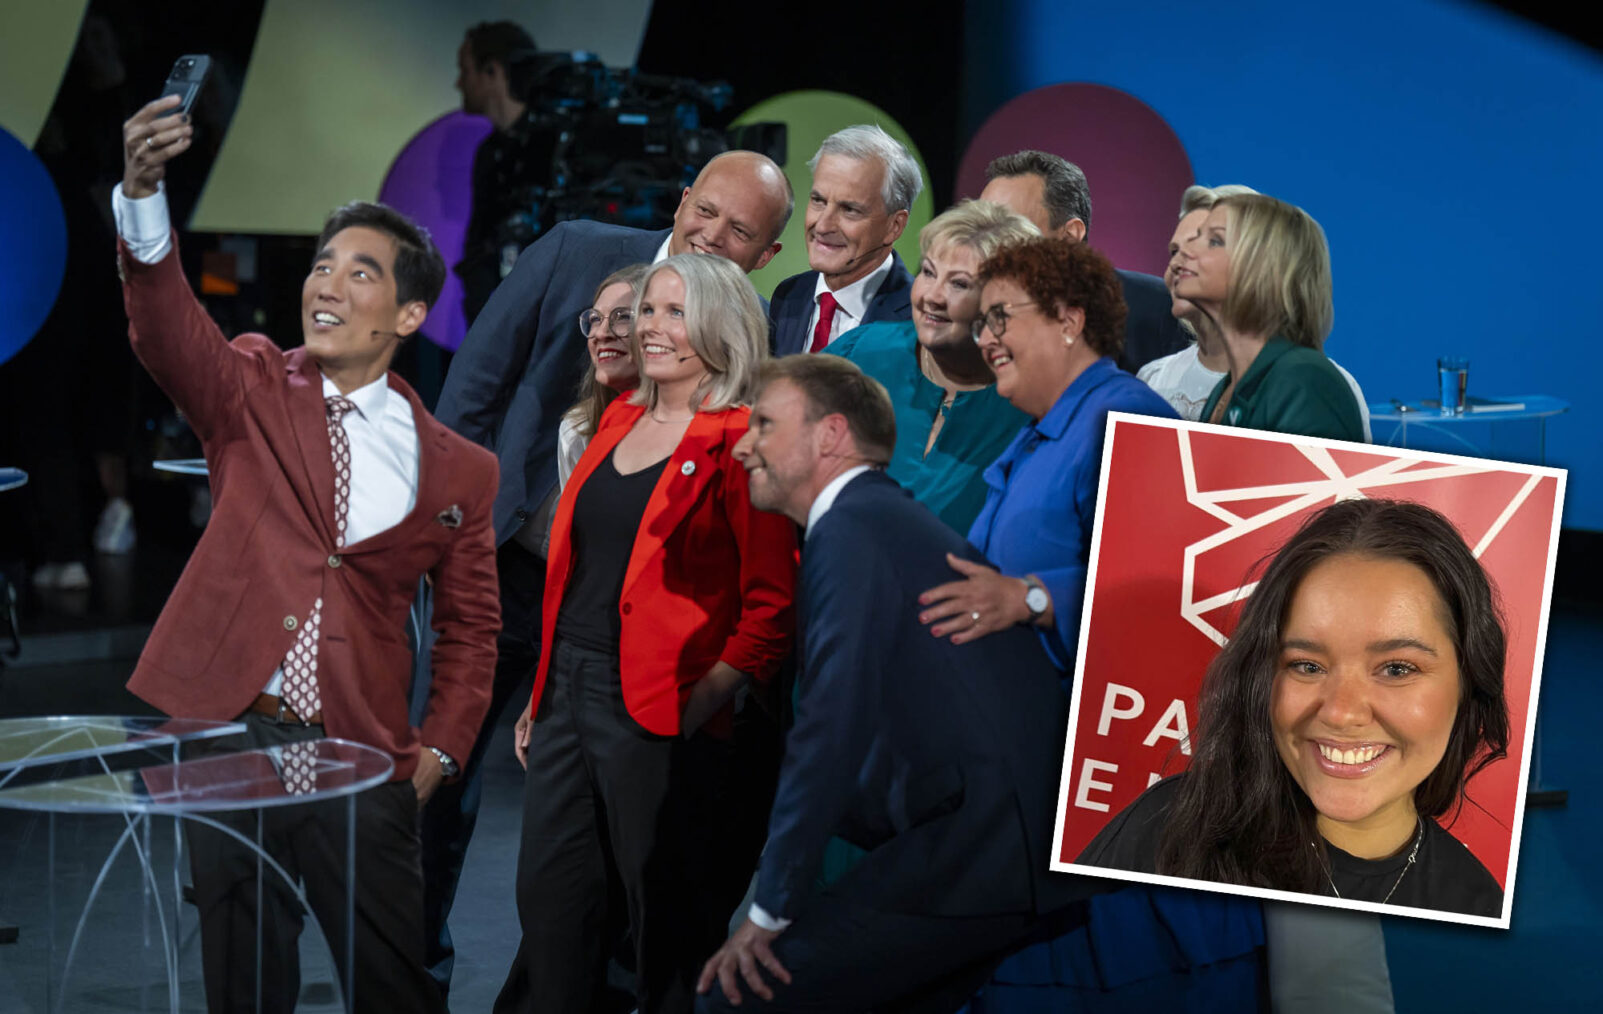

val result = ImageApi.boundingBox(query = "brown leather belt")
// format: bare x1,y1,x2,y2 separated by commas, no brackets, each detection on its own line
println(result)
248,693,323,726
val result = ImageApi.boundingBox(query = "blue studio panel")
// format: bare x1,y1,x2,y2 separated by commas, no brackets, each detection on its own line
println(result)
965,0,1603,529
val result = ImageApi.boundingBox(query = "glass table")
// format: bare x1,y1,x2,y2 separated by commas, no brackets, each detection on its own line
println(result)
152,458,209,476
0,717,392,1012
1368,394,1569,465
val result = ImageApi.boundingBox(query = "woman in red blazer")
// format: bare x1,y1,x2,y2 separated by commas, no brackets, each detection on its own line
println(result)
497,253,796,1014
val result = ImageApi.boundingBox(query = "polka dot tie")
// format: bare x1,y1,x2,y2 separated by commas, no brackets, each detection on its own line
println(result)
279,740,318,796
278,396,356,725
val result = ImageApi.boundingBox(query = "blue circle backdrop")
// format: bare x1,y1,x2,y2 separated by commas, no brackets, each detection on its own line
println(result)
0,126,68,367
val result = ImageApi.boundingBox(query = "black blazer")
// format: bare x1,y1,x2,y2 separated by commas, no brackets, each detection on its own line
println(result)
1116,268,1190,375
435,220,669,543
755,470,1098,922
767,251,914,357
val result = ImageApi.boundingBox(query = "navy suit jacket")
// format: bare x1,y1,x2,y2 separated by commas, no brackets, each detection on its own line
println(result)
1116,268,1190,375
768,250,913,357
435,220,669,543
755,470,1097,922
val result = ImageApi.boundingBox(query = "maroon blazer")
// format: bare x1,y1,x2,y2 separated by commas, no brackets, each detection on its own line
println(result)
534,400,795,737
120,240,500,781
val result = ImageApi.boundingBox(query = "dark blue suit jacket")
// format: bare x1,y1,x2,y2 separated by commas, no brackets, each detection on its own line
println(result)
755,470,1096,922
435,220,669,543
767,251,913,357
1116,268,1189,375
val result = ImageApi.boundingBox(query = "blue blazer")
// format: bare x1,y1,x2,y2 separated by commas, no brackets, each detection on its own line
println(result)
435,220,669,543
767,251,913,357
755,470,1100,922
1115,268,1190,375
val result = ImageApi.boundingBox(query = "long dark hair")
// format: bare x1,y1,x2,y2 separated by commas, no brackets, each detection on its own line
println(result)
1155,498,1510,890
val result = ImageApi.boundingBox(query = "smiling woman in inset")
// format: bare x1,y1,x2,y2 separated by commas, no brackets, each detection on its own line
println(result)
1078,498,1508,917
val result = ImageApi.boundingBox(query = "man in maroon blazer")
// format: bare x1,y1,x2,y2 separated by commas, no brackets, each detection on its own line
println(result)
117,96,499,1013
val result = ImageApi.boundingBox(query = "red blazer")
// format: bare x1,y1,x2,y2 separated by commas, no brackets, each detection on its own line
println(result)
534,399,795,736
120,240,501,781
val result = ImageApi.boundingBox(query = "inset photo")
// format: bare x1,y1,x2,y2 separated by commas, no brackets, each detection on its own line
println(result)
1052,415,1565,929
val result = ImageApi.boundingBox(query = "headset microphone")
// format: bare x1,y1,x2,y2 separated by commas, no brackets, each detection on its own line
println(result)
837,239,892,272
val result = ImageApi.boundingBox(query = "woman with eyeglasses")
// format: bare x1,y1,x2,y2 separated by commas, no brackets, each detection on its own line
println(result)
558,263,650,487
935,239,1269,1014
917,237,1175,671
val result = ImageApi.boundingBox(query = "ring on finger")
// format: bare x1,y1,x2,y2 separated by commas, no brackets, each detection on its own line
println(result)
970,610,981,624
145,135,156,149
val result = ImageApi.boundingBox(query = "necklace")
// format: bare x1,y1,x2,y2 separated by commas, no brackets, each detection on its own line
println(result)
1314,816,1423,904
649,407,695,424
918,344,988,394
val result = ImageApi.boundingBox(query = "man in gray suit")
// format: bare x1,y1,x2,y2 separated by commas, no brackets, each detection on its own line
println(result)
420,149,792,997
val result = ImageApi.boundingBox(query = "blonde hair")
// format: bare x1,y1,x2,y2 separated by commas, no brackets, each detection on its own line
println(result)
1178,183,1258,218
1216,194,1334,350
920,199,1039,264
630,253,769,412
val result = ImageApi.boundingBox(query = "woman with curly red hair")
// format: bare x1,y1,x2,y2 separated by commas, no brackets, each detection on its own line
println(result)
916,237,1175,667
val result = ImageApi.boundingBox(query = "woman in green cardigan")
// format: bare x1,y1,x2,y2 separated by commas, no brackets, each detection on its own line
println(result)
1177,193,1365,442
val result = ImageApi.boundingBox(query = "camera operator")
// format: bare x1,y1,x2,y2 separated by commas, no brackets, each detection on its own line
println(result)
454,21,558,325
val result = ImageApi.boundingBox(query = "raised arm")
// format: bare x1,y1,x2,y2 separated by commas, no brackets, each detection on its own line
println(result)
117,97,271,442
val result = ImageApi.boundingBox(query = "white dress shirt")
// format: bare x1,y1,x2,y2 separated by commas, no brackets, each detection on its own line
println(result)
746,463,876,933
805,465,873,536
805,253,896,350
112,183,422,696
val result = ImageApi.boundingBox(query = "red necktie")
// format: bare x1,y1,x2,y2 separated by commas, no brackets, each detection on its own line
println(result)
808,291,839,354
279,395,356,723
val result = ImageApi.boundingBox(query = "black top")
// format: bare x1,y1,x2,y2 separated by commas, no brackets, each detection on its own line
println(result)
553,449,667,654
1078,773,1504,918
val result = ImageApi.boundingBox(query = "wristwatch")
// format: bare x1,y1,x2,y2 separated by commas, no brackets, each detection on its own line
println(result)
426,746,459,777
1022,576,1050,619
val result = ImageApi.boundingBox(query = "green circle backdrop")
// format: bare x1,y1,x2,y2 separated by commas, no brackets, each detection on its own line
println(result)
731,90,935,301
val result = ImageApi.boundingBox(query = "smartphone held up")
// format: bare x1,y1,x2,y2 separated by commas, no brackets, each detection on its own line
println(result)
159,54,211,118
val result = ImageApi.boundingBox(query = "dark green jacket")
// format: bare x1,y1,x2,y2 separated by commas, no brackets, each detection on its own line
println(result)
1201,337,1365,442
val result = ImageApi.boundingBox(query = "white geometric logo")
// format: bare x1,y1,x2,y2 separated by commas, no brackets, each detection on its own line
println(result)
1176,430,1543,646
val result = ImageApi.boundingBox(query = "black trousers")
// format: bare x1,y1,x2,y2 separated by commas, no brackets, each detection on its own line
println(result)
692,895,1064,1014
419,539,545,995
185,713,441,1014
495,639,731,1014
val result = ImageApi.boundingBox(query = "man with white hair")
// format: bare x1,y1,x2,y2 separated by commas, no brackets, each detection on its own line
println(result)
769,125,919,356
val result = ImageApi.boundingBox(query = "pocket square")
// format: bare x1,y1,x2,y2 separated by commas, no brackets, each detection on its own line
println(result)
436,505,463,529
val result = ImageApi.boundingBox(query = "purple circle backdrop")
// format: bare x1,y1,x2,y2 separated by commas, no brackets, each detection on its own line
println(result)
956,83,1193,279
378,111,494,352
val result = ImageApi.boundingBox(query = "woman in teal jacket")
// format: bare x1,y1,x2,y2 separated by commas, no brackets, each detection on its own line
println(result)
1177,193,1365,443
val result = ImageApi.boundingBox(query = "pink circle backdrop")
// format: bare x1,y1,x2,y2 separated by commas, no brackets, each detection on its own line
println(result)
378,111,495,352
956,84,1193,278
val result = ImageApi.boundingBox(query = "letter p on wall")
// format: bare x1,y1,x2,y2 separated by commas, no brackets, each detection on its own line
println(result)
1096,683,1145,736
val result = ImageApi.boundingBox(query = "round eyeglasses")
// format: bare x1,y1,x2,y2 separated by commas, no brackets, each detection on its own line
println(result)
580,307,634,340
970,302,1040,343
